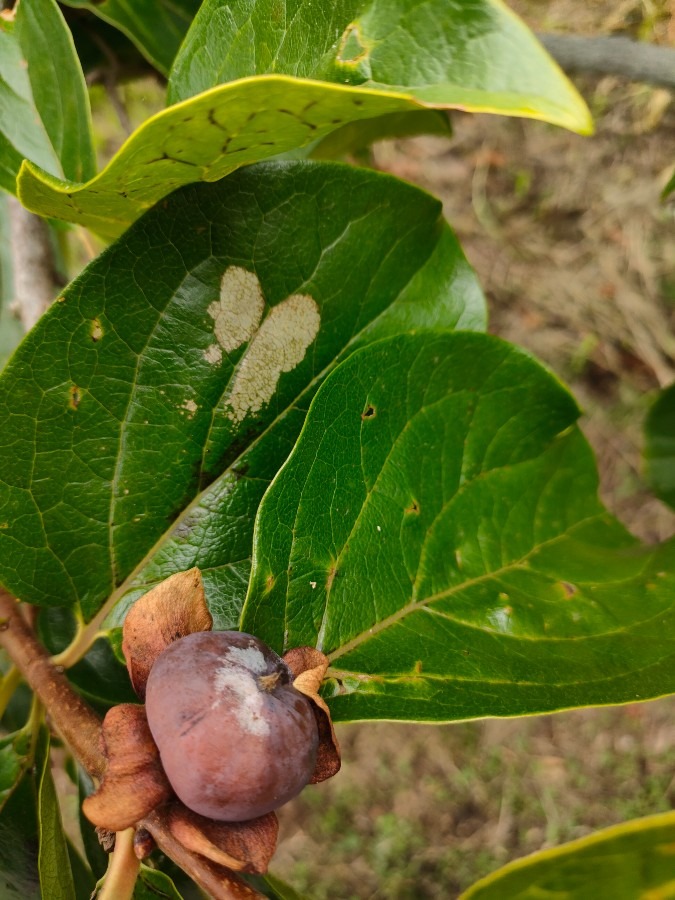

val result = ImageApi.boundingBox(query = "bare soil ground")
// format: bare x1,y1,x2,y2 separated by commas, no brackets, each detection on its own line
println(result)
271,2,675,896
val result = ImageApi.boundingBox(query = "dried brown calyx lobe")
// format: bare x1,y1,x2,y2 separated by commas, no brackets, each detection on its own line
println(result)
145,631,320,821
122,568,212,700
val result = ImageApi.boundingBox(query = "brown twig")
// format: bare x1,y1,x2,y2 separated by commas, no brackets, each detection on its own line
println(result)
539,34,675,89
0,588,104,776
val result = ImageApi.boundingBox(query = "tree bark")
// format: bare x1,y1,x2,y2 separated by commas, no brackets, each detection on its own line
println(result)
7,199,60,331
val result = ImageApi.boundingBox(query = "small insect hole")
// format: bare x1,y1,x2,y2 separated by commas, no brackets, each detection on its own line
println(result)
361,404,376,419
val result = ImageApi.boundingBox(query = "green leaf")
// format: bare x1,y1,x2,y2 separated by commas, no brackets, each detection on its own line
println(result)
644,382,675,510
663,167,675,199
169,0,590,135
0,756,41,900
0,729,31,810
16,0,591,237
17,81,459,239
248,873,309,899
68,638,138,711
307,110,451,160
242,332,675,721
0,0,94,195
134,866,186,899
66,840,95,900
60,0,200,75
461,811,675,899
37,728,76,900
0,162,484,625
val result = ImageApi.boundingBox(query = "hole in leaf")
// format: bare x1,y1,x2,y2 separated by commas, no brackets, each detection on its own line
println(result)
362,404,376,419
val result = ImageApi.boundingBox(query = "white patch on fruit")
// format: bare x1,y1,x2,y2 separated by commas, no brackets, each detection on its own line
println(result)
226,293,320,425
212,666,270,736
226,645,268,674
208,266,265,353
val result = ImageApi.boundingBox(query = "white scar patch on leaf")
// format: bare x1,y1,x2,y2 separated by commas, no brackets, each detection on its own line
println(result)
207,266,265,353
227,294,321,425
203,343,223,365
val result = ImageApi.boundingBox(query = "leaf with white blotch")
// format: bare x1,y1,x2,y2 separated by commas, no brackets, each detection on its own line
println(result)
0,0,94,194
242,332,675,722
16,0,590,237
0,161,483,626
461,811,675,899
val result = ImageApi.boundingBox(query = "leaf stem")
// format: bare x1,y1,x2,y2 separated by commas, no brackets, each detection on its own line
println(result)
98,828,140,900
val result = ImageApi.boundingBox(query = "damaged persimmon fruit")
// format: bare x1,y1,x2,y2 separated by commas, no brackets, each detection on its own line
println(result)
145,630,320,821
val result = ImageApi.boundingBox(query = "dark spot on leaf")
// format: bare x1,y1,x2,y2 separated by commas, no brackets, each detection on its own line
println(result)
361,404,376,419
69,385,81,410
405,500,420,515
560,581,577,598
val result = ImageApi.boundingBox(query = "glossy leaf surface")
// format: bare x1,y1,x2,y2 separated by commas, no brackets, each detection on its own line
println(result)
0,162,484,624
461,812,675,899
169,0,589,133
37,729,76,900
134,866,186,899
0,729,30,811
17,1,590,236
0,0,94,194
61,0,200,75
644,381,675,510
0,763,41,900
0,728,70,900
243,333,675,721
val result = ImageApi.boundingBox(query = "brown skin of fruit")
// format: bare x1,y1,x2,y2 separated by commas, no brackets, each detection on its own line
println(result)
144,631,319,822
